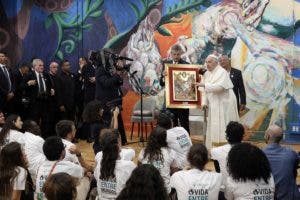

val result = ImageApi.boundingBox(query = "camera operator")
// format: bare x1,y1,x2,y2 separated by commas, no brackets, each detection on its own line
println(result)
94,49,127,145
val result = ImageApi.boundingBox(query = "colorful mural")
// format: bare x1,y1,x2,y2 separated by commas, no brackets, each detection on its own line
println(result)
1,0,300,141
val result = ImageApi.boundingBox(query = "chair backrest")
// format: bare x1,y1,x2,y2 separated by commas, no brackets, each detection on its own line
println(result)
132,96,156,112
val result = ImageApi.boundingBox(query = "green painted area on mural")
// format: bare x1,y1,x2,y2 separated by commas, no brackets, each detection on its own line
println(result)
249,109,272,141
45,0,104,60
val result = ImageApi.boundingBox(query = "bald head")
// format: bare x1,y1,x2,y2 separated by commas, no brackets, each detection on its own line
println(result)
265,124,283,143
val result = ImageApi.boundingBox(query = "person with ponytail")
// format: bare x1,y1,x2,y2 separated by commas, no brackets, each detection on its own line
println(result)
0,142,33,200
170,144,222,200
0,114,24,148
94,129,136,199
138,126,179,194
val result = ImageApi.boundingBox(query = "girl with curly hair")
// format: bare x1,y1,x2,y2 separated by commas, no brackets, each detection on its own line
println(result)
117,164,168,200
225,143,275,199
94,129,136,199
138,126,179,193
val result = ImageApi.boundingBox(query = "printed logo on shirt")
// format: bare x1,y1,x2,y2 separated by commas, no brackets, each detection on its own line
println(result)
253,188,272,200
37,174,48,200
188,183,209,200
100,177,117,195
176,134,190,148
149,160,164,170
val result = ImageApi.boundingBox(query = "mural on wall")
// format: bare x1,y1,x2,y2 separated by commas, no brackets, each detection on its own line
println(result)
0,0,300,141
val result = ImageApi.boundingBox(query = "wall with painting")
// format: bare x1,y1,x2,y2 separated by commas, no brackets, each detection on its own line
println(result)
1,0,299,142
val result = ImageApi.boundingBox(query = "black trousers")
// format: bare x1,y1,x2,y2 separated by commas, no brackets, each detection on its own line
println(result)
168,108,190,134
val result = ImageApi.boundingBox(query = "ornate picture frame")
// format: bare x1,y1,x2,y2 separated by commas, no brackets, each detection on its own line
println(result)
165,64,202,109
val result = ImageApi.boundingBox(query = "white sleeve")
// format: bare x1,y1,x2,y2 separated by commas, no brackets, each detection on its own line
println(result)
121,148,135,161
204,83,225,93
170,149,179,168
210,148,217,160
224,177,235,200
13,167,27,190
170,172,179,189
138,149,145,162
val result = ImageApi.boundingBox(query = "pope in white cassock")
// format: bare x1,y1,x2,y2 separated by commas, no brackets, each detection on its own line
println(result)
197,54,239,149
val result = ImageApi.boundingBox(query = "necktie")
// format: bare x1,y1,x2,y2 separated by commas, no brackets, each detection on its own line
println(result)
38,73,45,93
2,66,11,91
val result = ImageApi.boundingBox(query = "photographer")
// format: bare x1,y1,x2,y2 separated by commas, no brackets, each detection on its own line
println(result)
94,49,127,145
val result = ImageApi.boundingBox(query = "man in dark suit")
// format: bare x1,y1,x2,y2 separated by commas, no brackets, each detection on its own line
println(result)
81,57,96,105
160,44,190,133
219,55,246,112
11,62,30,118
22,58,52,138
95,50,127,145
0,52,14,114
57,60,76,121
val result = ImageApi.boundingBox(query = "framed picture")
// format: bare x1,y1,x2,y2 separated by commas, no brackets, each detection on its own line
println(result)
165,64,202,109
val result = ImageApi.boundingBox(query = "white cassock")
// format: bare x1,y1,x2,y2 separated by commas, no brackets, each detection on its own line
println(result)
199,65,239,149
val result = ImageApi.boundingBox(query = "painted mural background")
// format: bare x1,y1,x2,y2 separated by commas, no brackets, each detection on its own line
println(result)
1,0,300,142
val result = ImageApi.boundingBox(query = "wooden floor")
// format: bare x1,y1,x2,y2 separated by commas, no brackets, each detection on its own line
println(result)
77,133,300,183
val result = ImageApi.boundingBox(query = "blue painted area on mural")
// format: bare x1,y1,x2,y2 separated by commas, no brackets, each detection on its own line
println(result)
292,69,300,78
1,0,22,17
284,96,300,143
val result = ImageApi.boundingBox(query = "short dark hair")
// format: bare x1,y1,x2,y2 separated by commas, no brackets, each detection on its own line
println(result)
43,172,78,200
19,62,31,69
60,59,70,66
227,143,271,184
56,120,74,138
43,136,65,161
22,120,41,135
157,113,172,129
226,121,245,144
188,144,208,170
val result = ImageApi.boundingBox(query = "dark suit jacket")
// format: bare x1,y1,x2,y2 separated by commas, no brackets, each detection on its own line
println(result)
57,71,76,110
159,59,189,87
82,63,96,103
21,71,51,104
229,67,246,106
11,69,25,104
95,65,123,106
0,66,13,110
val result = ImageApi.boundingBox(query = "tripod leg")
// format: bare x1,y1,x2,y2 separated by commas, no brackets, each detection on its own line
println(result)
131,122,134,140
138,122,140,137
145,123,148,139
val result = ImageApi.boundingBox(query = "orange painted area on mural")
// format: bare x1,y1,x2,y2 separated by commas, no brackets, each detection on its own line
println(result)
154,14,192,58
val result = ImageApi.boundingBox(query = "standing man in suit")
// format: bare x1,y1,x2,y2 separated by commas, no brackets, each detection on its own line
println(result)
22,58,52,138
160,44,190,133
81,56,96,105
219,55,246,112
57,60,76,121
11,62,31,118
0,52,14,114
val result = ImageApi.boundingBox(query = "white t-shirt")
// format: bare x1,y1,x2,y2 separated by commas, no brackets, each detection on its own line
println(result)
35,160,84,200
167,127,192,169
2,129,25,147
23,132,46,183
225,176,275,200
138,147,179,193
211,143,231,190
94,158,136,199
62,139,80,165
13,166,27,190
170,168,222,200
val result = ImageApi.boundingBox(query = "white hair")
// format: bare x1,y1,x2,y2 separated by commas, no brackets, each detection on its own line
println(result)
32,58,43,67
207,54,219,61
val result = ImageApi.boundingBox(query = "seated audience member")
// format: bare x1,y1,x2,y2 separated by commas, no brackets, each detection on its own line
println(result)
0,110,5,130
263,124,300,199
211,121,244,196
82,100,119,154
0,114,24,147
56,120,92,170
94,129,136,199
157,112,192,169
225,143,275,200
116,164,168,200
95,129,135,165
35,136,85,200
170,144,222,200
138,126,179,193
22,120,46,183
0,142,34,200
43,172,78,200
